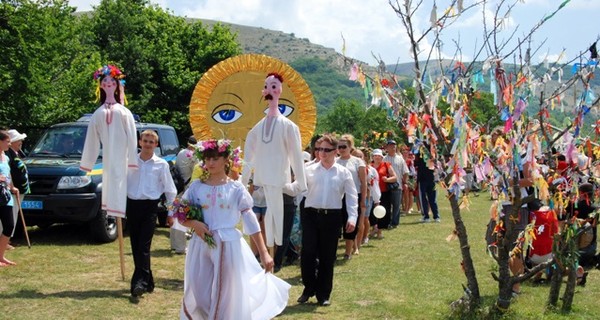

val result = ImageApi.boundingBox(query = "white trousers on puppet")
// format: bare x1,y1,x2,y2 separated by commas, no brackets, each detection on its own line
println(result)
263,185,283,247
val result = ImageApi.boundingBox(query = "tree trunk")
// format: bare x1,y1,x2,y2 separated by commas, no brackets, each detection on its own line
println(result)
561,260,578,312
494,202,523,313
449,196,480,306
495,235,513,312
547,264,563,307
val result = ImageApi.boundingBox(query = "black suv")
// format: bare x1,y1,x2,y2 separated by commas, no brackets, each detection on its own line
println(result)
22,115,180,242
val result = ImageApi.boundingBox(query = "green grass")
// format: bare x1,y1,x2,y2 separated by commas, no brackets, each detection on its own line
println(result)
1,192,598,319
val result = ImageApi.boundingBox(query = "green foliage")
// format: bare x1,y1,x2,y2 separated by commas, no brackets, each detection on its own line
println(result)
317,98,402,147
0,0,100,130
84,0,241,139
290,57,364,115
0,0,240,143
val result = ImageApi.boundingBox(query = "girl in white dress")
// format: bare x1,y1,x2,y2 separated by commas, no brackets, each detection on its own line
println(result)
177,139,290,320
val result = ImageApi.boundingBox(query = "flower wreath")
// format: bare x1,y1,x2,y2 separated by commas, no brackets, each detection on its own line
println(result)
93,64,127,104
93,64,126,81
193,139,243,181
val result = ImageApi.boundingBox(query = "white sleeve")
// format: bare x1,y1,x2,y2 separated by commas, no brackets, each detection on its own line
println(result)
343,168,358,225
80,111,101,172
241,128,257,186
124,108,138,168
286,122,307,194
238,184,260,235
161,161,177,206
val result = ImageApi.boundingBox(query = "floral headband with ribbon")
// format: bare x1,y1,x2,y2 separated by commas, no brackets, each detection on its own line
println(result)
93,64,127,104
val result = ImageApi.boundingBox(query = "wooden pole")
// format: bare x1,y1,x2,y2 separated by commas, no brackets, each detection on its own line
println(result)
117,217,125,281
15,196,31,249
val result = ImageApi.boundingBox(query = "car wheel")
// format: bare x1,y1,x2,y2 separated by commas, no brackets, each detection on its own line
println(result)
89,210,119,243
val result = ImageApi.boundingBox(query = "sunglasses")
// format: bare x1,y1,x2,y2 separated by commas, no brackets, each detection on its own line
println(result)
337,145,348,149
315,147,336,153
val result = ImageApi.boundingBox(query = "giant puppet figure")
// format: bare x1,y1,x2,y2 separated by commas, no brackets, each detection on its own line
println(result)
188,54,316,247
80,65,138,218
242,73,307,247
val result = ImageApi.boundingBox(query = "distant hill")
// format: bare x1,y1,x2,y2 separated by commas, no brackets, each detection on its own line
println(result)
199,19,368,114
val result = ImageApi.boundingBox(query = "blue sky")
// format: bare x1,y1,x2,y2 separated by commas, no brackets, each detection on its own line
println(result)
70,0,599,66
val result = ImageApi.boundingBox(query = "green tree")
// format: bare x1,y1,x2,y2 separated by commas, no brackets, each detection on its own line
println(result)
0,0,100,133
318,98,402,145
84,0,241,140
290,57,364,115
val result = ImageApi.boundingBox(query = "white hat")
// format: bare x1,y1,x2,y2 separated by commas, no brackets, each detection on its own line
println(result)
372,148,384,157
8,129,27,142
302,151,311,162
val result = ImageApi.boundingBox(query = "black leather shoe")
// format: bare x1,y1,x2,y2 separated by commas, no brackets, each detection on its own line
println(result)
319,299,331,306
297,294,310,304
131,284,146,297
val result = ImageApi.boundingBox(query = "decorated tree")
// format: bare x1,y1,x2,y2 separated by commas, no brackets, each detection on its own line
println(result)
343,0,598,315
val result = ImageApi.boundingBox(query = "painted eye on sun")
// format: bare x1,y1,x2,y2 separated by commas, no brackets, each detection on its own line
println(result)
212,109,243,124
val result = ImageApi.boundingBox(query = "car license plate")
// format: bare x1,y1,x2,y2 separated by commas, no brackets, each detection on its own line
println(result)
21,200,43,210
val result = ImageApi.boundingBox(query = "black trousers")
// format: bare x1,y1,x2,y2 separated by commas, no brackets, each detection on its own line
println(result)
0,205,14,237
126,198,159,293
301,207,342,302
341,193,361,240
369,191,391,229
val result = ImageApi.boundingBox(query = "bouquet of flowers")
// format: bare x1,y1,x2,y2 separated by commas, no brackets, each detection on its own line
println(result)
170,197,216,248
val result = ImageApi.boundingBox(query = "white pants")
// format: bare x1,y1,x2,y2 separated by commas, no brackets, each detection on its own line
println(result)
170,228,187,253
263,185,283,247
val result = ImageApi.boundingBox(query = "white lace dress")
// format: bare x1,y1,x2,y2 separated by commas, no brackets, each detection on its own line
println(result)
179,180,290,320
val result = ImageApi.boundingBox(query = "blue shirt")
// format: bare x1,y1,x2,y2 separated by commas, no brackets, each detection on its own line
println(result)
0,154,14,207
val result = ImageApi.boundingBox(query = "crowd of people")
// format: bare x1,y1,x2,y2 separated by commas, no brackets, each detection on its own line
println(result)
3,68,599,319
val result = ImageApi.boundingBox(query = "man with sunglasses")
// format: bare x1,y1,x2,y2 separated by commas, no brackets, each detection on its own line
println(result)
298,134,358,306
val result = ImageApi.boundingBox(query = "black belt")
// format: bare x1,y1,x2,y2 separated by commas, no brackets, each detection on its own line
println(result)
307,207,341,214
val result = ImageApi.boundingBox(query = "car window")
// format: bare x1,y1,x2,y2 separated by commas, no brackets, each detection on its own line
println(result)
31,126,88,157
159,128,179,156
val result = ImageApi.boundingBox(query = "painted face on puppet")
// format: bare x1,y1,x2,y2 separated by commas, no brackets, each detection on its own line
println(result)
263,75,282,101
101,76,117,94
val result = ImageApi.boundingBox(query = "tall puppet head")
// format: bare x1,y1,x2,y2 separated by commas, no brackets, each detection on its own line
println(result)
262,72,283,101
93,65,126,105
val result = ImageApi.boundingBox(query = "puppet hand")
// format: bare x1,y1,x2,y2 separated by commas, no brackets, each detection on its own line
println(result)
282,182,296,196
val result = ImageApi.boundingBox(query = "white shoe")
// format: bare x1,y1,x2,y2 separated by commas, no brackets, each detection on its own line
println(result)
434,218,441,223
420,217,430,223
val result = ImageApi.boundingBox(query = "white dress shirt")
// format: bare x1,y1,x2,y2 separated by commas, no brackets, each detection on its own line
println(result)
127,153,177,205
304,162,358,225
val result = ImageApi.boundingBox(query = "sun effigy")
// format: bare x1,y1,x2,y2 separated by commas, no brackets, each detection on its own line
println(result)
189,54,316,149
